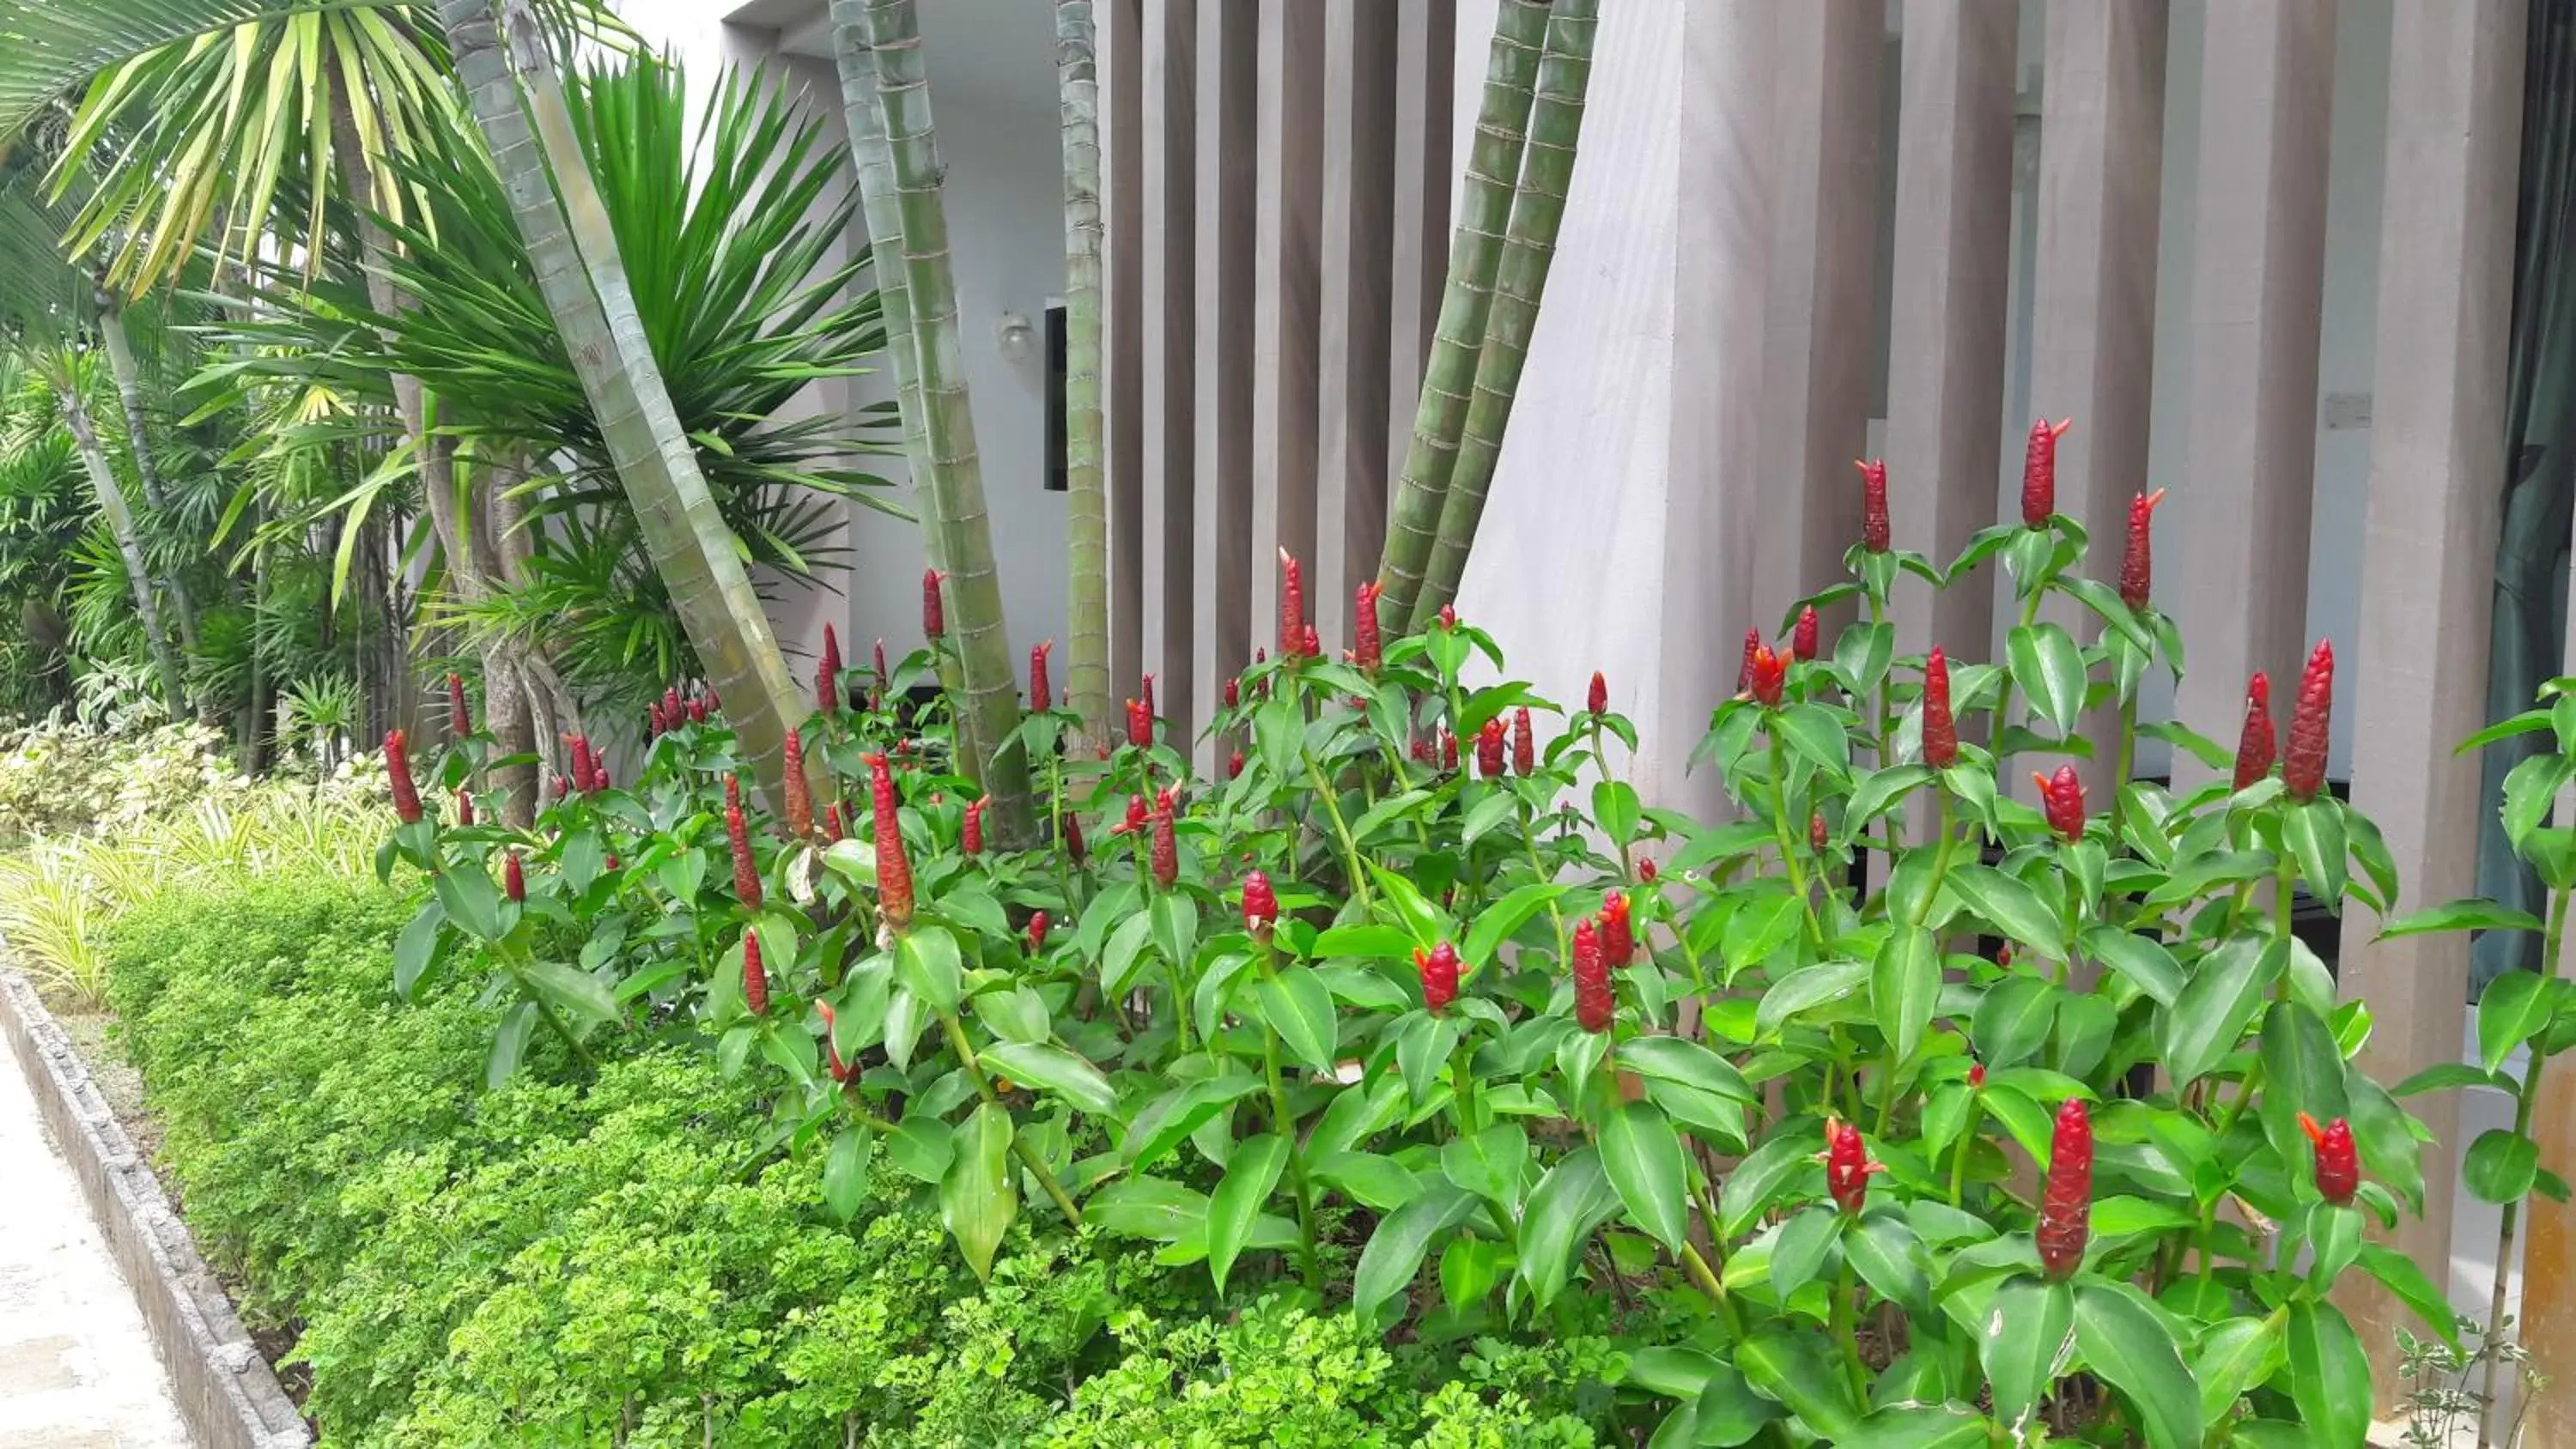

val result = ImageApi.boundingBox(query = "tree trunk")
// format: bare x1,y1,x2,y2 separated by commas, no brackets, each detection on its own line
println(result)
441,0,814,816
1374,0,1551,627
855,0,1036,840
58,385,185,714
91,299,203,667
1057,0,1110,749
1413,0,1598,626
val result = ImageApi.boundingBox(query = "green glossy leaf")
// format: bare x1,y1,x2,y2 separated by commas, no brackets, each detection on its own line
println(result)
2355,1242,2461,1349
1517,1147,1623,1307
1771,1206,1841,1299
1257,965,1340,1074
2378,897,2549,940
1757,959,1870,1038
1984,1276,2074,1434
1352,1184,1475,1323
1972,976,2059,1069
393,899,447,999
2075,1281,2202,1449
1844,1213,1929,1316
896,925,964,1012
1085,1176,1206,1241
2162,937,2285,1088
940,1102,1018,1280
1947,864,2066,961
2283,801,2348,906
1773,704,1850,776
1618,1034,1757,1103
2464,1127,2540,1204
823,1125,873,1222
2008,621,2087,734
520,959,618,1027
2195,1313,2286,1429
1438,1233,1509,1313
2081,927,2184,1008
434,859,503,942
1835,1406,1991,1449
1601,1102,1691,1252
977,1040,1120,1117
1441,1122,1531,1214
1872,925,1939,1064
2286,1300,2371,1449
2479,968,2554,1073
1311,1150,1419,1210
1462,882,1569,967
1735,1329,1860,1441
2257,1001,2348,1171
1721,1130,1820,1238
1312,923,1415,961
1206,1134,1291,1291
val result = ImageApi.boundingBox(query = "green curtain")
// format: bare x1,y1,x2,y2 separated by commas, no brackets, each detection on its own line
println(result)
2476,0,2576,996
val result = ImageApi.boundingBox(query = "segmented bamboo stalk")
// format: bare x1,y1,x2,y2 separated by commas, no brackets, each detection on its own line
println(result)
1373,0,1549,627
1413,0,1597,627
92,300,200,662
1058,0,1111,750
58,384,183,712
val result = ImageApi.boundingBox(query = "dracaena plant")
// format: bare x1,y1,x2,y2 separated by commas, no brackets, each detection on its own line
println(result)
377,429,2493,1447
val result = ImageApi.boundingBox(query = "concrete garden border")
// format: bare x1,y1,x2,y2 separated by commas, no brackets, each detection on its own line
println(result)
0,968,311,1449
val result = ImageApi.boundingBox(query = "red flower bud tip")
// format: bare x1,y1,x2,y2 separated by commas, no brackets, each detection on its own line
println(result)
1810,811,1828,853
665,686,683,730
569,736,595,796
962,797,987,855
1749,645,1788,708
2118,488,2166,612
1585,671,1607,718
1824,1119,1884,1215
1115,792,1147,837
921,568,946,640
2283,640,2334,803
1511,706,1535,776
725,774,762,909
1598,890,1633,968
455,790,476,828
1857,458,1891,553
1223,676,1242,709
1227,749,1245,779
1278,549,1307,658
2036,765,2087,843
2300,1112,2360,1204
1028,640,1054,712
1439,603,1458,631
817,656,840,716
1415,942,1461,1014
1060,810,1087,864
1242,869,1279,941
1150,788,1178,888
1996,942,2014,969
1441,727,1459,772
1410,735,1432,764
448,672,471,739
2020,417,2074,529
1637,857,1658,884
648,702,665,738
1737,627,1760,694
502,848,525,902
689,694,709,724
872,638,889,688
1024,909,1051,955
604,853,619,871
1923,646,1957,769
742,930,769,1016
1139,670,1157,723
1571,919,1613,1034
1968,1062,1986,1089
1355,580,1385,670
782,731,816,840
1476,717,1506,778
590,755,611,794
822,621,842,682
817,1000,853,1082
2038,1097,2093,1279
867,753,914,929
826,802,848,844
386,730,422,824
554,776,570,802
2234,672,2277,791
1126,696,1152,750
1303,622,1321,659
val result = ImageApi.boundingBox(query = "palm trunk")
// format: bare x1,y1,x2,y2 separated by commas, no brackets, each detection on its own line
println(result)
58,385,185,713
1057,0,1109,749
91,300,203,665
441,0,815,816
1374,0,1551,627
853,0,1036,840
1412,0,1597,627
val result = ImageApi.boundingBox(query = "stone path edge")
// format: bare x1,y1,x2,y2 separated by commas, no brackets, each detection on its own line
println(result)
0,969,312,1449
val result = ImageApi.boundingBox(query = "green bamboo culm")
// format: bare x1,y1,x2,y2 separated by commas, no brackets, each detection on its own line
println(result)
1373,0,1551,627
440,0,816,815
1057,0,1111,750
1412,0,1597,628
56,379,185,713
859,0,1037,840
94,298,202,660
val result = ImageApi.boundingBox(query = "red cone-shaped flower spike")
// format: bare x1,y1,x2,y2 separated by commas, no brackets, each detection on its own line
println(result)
1025,910,1051,955
921,569,945,640
1810,812,1829,853
726,774,762,909
2118,488,2166,612
1278,549,1306,658
962,797,987,855
742,930,769,1016
782,731,815,840
649,702,666,738
591,755,611,793
816,1000,852,1082
1637,857,1658,883
1126,697,1151,750
1439,604,1458,630
1416,942,1461,1014
2020,418,2074,528
1923,647,1958,769
1115,792,1147,836
1140,671,1156,724
822,623,842,686
1228,749,1245,779
1968,1062,1986,1089
386,731,422,824
826,802,848,844
1572,919,1613,1034
1151,788,1177,888
2300,1113,2360,1204
1599,890,1633,968
503,849,524,901
818,624,842,713
1749,645,1788,708
554,776,569,802
1737,628,1760,694
1792,606,1820,663
1223,676,1241,709
1476,718,1506,778
2036,766,2087,843
448,673,471,738
689,694,709,724
1355,581,1385,670
2284,640,2334,803
1060,810,1087,864
1589,671,1608,718
1825,1119,1883,1215
569,736,594,795
872,639,889,689
1242,870,1278,942
1858,459,1891,553
456,790,475,828
1441,727,1459,772
2234,673,2276,791
2038,1098,2093,1279
868,754,914,929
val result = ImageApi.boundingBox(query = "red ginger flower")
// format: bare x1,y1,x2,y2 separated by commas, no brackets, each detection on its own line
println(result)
1127,696,1152,749
1737,627,1760,694
456,790,476,828
1791,606,1820,663
448,672,471,738
1968,1061,1986,1089
1824,1119,1884,1215
2035,765,2086,842
1599,891,1632,968
873,639,889,688
1476,717,1506,778
649,702,666,737
1223,676,1241,710
816,1000,853,1082
690,694,709,724
1030,640,1053,712
823,622,843,686
554,776,570,802
1151,788,1177,888
1512,706,1535,775
1115,792,1148,836
1923,647,1957,768
1278,549,1306,658
826,802,848,843
742,930,769,1016
1415,942,1461,1014
1588,671,1608,718
665,685,683,727
1810,812,1828,853
1748,645,1788,708
503,848,524,901
868,753,914,929
1571,919,1613,1033
2300,1113,2360,1204
2020,417,2074,528
725,773,762,908
1410,734,1431,764
1637,857,1658,883
386,731,423,824
2284,640,2334,803
1439,604,1457,630
1060,810,1087,864
1857,458,1891,553
1024,910,1050,955
2234,673,2277,791
1242,870,1278,942
1355,581,1385,669
2038,1098,2093,1279
569,736,595,795
818,626,842,714
1228,749,1245,779
921,568,945,640
591,755,611,793
1441,727,1459,772
782,731,816,840
2118,488,2166,612
1141,671,1157,722
962,797,987,855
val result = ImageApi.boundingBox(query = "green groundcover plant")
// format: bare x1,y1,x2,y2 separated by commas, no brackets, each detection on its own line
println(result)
361,424,2558,1446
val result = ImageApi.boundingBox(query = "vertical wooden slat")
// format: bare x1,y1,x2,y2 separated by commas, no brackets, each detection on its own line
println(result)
1103,0,1146,712
1752,0,1883,623
1385,0,1456,513
2031,0,2166,795
1139,0,1196,749
1316,0,1399,652
1884,0,2016,666
1188,1,1255,756
2167,2,2336,784
1251,0,1325,654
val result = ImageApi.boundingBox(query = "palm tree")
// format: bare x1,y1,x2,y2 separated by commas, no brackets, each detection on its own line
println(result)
1057,0,1109,749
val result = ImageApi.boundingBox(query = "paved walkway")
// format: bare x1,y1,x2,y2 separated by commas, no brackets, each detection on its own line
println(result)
0,1026,189,1449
